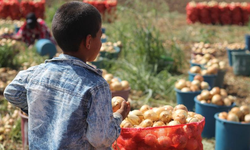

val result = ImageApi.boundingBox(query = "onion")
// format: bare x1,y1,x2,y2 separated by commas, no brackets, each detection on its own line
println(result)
103,74,113,84
130,110,144,120
186,117,199,123
143,110,158,121
168,120,181,126
227,113,239,122
194,75,204,82
186,138,198,150
190,85,199,92
229,107,244,120
175,79,186,90
190,66,201,74
218,112,228,120
220,89,228,98
145,134,157,146
111,78,120,83
201,100,207,103
159,111,172,123
120,120,133,128
240,105,250,115
194,114,204,121
153,107,165,117
153,121,165,127
121,80,130,90
201,70,207,75
139,119,153,127
163,105,174,112
211,94,223,105
201,81,209,90
101,69,108,76
188,111,196,117
173,104,188,112
111,96,125,112
157,136,172,149
181,87,191,92
172,135,188,149
244,114,250,123
126,113,142,125
140,105,150,114
201,90,210,100
186,81,191,87
223,98,232,106
110,81,123,91
197,95,203,101
173,110,187,124
210,87,221,95
191,80,201,88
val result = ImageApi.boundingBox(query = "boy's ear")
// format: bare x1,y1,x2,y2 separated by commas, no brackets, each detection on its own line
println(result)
85,35,92,50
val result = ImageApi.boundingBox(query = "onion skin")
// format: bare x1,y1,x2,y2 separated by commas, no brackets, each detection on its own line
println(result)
218,112,228,120
112,96,125,112
140,105,150,114
227,113,239,122
240,105,250,116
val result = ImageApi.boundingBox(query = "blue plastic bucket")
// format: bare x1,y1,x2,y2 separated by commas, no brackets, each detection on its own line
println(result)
214,113,250,150
99,46,120,59
174,88,201,111
194,97,235,138
188,72,217,89
232,51,250,76
214,69,226,88
245,34,250,50
189,60,202,68
102,27,106,33
226,48,245,66
35,39,57,59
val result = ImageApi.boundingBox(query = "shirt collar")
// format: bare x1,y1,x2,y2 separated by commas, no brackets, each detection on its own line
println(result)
45,54,103,76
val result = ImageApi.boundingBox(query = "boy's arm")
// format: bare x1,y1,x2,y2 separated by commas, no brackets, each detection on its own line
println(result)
4,66,36,114
86,83,123,149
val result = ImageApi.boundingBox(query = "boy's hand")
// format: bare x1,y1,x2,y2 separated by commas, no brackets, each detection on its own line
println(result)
116,101,130,120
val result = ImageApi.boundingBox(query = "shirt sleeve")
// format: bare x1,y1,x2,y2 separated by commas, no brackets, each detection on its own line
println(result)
86,82,123,149
3,66,37,113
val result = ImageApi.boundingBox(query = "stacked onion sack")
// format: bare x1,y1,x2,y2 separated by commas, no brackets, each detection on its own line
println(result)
196,87,235,106
218,105,250,123
112,100,205,150
102,70,130,100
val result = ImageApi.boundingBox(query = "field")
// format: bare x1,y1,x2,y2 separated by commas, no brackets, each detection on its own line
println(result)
1,0,250,149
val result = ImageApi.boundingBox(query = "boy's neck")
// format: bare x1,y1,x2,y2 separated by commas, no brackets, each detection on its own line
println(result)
63,51,87,63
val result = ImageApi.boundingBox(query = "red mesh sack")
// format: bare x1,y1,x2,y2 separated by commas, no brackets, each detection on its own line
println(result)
208,1,220,24
113,118,205,150
0,1,10,19
9,0,21,20
241,2,250,25
229,2,243,25
197,2,211,24
186,2,199,24
33,0,45,19
219,2,231,25
20,1,35,18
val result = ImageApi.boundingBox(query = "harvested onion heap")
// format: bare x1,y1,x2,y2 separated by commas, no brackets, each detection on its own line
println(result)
218,105,250,123
189,65,218,75
120,104,204,128
102,69,130,92
192,42,216,55
196,87,235,106
0,67,18,92
100,41,122,53
191,54,226,70
0,109,19,141
226,43,245,50
175,75,209,92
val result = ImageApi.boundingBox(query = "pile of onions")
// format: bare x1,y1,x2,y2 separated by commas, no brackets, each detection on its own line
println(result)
0,109,19,141
0,67,18,92
120,104,204,128
218,105,250,123
175,75,209,92
102,70,130,92
191,54,226,71
189,65,218,75
226,43,245,50
100,41,122,53
196,87,235,106
191,42,216,55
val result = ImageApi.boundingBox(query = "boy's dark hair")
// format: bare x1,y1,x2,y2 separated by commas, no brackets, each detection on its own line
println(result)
52,1,101,52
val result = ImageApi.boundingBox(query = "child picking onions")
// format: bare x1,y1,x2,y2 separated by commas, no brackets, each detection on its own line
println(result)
4,1,130,149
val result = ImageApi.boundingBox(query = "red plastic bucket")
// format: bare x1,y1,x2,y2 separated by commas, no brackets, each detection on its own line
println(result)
19,112,28,150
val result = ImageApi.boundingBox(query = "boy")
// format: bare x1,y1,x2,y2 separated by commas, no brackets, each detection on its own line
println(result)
4,1,130,150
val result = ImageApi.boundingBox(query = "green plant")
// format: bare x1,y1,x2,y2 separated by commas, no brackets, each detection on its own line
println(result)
0,45,18,69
